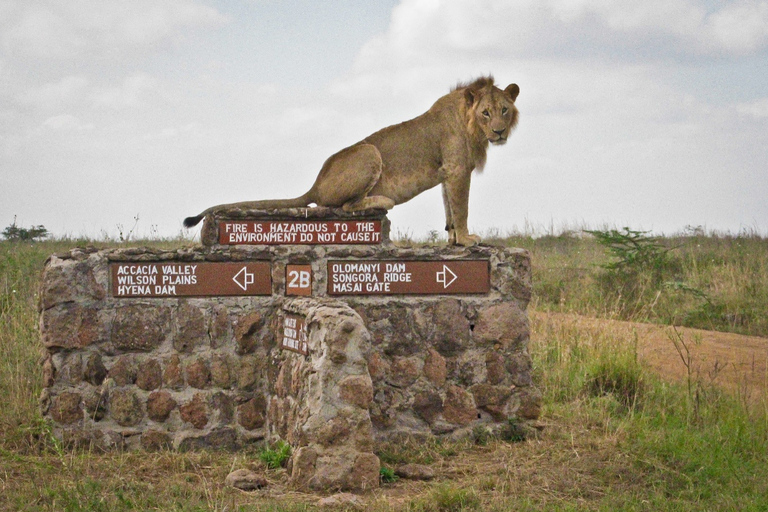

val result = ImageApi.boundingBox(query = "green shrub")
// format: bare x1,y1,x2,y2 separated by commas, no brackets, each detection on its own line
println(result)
258,440,292,469
380,465,399,484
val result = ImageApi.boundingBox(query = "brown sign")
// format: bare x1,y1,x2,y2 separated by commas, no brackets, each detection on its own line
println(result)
111,262,271,297
219,220,382,245
286,264,312,296
327,260,490,295
281,313,308,355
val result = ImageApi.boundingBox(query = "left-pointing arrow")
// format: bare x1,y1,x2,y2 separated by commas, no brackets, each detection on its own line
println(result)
232,266,255,290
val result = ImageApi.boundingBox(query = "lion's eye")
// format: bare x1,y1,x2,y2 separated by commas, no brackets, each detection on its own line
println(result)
501,107,508,114
482,110,490,118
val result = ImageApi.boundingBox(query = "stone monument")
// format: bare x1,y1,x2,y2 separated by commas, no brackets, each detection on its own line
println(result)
39,207,539,491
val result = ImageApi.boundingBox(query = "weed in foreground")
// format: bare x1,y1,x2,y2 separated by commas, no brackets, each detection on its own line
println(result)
380,465,399,484
407,483,481,512
259,440,292,469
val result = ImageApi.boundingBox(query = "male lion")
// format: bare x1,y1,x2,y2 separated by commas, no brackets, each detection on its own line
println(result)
184,76,519,246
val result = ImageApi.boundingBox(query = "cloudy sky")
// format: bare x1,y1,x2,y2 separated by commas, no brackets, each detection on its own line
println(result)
1,0,767,240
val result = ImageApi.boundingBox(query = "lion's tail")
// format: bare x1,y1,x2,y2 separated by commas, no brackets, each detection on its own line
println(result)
183,193,312,228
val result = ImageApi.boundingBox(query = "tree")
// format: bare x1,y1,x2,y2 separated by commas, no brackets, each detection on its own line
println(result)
2,216,50,242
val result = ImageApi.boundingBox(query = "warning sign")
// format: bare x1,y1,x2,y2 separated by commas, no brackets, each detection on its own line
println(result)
219,220,382,245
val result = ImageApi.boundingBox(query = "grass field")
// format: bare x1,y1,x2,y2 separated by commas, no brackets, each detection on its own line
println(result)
2,230,767,511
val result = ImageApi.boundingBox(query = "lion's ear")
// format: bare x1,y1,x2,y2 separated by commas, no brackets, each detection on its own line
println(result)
464,87,479,107
505,84,520,101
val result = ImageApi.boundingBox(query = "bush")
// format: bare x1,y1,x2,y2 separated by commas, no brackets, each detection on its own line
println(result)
2,217,49,242
258,440,292,469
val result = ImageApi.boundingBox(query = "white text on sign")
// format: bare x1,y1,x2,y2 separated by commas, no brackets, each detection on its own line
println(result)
327,260,490,295
220,220,382,245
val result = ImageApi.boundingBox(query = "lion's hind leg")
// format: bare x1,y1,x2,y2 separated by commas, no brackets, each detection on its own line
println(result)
343,195,395,212
312,143,384,208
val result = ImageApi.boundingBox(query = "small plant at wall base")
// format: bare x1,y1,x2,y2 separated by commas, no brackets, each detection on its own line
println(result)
258,440,292,469
380,466,399,484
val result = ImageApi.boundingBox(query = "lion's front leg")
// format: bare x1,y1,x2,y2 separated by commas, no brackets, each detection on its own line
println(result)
441,184,457,245
443,174,480,247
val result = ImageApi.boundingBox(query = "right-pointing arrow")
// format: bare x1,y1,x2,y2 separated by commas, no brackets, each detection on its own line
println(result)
436,264,458,288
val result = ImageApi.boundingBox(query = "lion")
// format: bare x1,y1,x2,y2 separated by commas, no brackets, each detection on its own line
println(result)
184,76,519,246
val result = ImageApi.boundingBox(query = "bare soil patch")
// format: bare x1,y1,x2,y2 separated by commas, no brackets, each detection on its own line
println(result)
535,311,768,402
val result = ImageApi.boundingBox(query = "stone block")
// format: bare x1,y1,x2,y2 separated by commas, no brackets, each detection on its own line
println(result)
180,393,208,429
41,304,100,349
339,375,373,409
51,392,82,424
387,357,421,389
423,348,447,387
237,395,266,430
209,305,231,348
470,384,513,408
420,300,471,356
186,358,210,389
39,259,105,310
210,354,234,389
84,353,107,386
82,386,108,422
178,427,238,451
108,355,136,386
485,351,507,385
136,358,162,391
237,356,262,391
163,355,184,389
174,303,206,353
366,351,389,382
235,311,264,354
147,390,176,422
109,389,143,427
112,305,170,352
211,392,234,424
412,391,443,425
442,385,477,426
506,351,534,387
473,302,528,349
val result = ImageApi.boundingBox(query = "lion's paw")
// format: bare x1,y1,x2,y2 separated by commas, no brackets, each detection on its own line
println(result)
453,233,481,247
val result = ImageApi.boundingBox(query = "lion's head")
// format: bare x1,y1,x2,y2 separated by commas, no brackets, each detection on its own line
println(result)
462,77,520,146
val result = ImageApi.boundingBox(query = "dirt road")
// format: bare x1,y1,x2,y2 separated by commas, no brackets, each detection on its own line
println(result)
533,312,768,403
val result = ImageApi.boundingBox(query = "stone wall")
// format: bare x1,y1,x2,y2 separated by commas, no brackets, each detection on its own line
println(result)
39,210,538,490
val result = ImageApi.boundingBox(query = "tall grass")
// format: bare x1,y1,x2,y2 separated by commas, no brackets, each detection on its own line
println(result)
499,228,768,337
529,312,768,511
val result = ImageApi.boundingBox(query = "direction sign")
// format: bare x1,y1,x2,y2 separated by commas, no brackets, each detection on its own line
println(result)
286,264,312,296
111,262,271,297
327,260,490,295
281,313,308,355
219,220,382,245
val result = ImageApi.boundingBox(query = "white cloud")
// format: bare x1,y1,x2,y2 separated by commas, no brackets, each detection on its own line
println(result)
19,75,90,109
708,1,768,54
737,98,768,118
1,0,229,60
42,114,93,131
93,73,158,110
350,0,768,76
